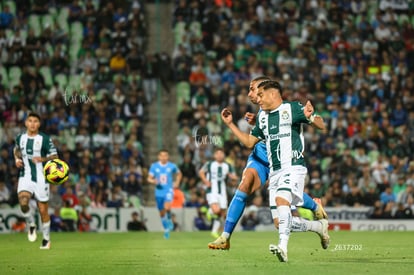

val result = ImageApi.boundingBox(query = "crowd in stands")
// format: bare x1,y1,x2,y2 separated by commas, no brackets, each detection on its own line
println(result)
0,0,414,226
172,0,414,219
0,0,152,219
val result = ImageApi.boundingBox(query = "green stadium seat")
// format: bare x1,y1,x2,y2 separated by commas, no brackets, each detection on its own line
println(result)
0,66,9,88
70,22,84,42
28,15,42,37
176,81,190,112
69,74,81,88
39,66,53,88
54,73,68,90
8,66,22,88
4,1,16,15
41,14,55,30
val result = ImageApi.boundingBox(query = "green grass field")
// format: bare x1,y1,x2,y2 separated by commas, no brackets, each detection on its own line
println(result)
0,231,413,275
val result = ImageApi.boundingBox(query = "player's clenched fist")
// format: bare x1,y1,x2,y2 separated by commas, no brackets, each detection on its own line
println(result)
304,100,314,118
221,108,233,125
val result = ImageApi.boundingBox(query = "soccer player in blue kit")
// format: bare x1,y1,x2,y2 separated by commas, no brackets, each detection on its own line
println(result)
148,149,182,239
208,76,328,250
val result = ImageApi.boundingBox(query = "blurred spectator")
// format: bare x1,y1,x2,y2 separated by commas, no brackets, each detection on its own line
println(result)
0,180,10,208
194,206,210,231
60,200,78,232
78,206,93,232
171,186,186,209
127,211,147,231
50,207,65,232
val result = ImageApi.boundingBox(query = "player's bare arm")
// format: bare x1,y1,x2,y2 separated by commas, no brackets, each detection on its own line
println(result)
221,108,259,149
147,174,157,184
174,170,183,188
198,168,211,187
304,100,326,131
13,146,23,168
32,154,59,164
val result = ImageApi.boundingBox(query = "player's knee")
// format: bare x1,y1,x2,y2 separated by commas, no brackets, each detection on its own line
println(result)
275,190,292,205
239,169,258,194
18,195,30,207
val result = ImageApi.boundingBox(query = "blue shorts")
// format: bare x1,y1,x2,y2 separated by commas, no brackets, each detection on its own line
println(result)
155,191,173,211
245,153,269,186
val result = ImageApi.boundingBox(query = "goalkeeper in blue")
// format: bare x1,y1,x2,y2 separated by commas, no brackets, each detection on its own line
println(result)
148,149,182,239
208,76,328,251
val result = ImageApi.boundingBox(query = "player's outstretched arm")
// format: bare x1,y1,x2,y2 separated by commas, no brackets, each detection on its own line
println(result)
221,108,259,149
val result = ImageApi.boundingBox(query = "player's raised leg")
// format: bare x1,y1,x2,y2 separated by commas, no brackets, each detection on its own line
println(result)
208,167,262,250
18,191,37,242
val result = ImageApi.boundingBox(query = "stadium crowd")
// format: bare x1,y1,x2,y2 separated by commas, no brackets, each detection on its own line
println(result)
171,0,414,220
0,0,413,227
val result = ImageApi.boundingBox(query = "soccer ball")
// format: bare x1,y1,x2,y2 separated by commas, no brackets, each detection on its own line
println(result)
43,159,69,185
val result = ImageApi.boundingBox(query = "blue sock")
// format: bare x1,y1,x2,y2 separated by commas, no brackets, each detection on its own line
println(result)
223,190,248,236
161,216,169,230
302,193,317,211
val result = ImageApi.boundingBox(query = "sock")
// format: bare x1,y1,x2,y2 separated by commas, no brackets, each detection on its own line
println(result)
212,218,221,234
42,221,51,241
291,216,322,233
161,216,169,231
222,190,248,239
302,193,317,211
21,207,35,226
277,205,292,252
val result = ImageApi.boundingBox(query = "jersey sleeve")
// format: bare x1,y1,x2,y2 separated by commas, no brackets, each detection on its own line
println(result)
291,101,309,124
173,163,180,174
45,135,58,157
250,113,265,140
200,161,209,172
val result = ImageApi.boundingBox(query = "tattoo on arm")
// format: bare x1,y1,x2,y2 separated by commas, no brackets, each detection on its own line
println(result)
14,147,22,159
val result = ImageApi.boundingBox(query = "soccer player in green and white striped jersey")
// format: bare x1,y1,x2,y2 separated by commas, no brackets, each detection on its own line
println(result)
221,80,329,262
199,148,238,238
14,112,58,249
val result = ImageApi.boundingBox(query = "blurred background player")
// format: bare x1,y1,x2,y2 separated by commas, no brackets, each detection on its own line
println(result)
208,77,327,250
14,112,59,249
199,147,238,238
147,149,182,239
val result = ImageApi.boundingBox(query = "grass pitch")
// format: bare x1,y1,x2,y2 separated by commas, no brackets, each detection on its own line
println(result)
0,231,413,275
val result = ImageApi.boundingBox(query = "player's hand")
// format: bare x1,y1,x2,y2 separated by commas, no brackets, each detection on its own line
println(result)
32,157,43,163
244,112,256,126
15,158,23,168
221,108,233,125
303,100,314,119
203,180,211,187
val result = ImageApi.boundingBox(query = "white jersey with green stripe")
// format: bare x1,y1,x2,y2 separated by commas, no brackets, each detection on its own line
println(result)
15,132,57,183
201,160,234,195
250,101,310,172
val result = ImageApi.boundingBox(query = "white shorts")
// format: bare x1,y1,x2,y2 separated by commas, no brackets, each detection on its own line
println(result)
18,176,49,202
268,165,307,217
206,192,228,209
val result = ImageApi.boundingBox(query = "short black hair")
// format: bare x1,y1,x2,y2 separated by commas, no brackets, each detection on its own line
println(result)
251,75,271,83
257,80,282,92
159,149,169,154
27,112,41,121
